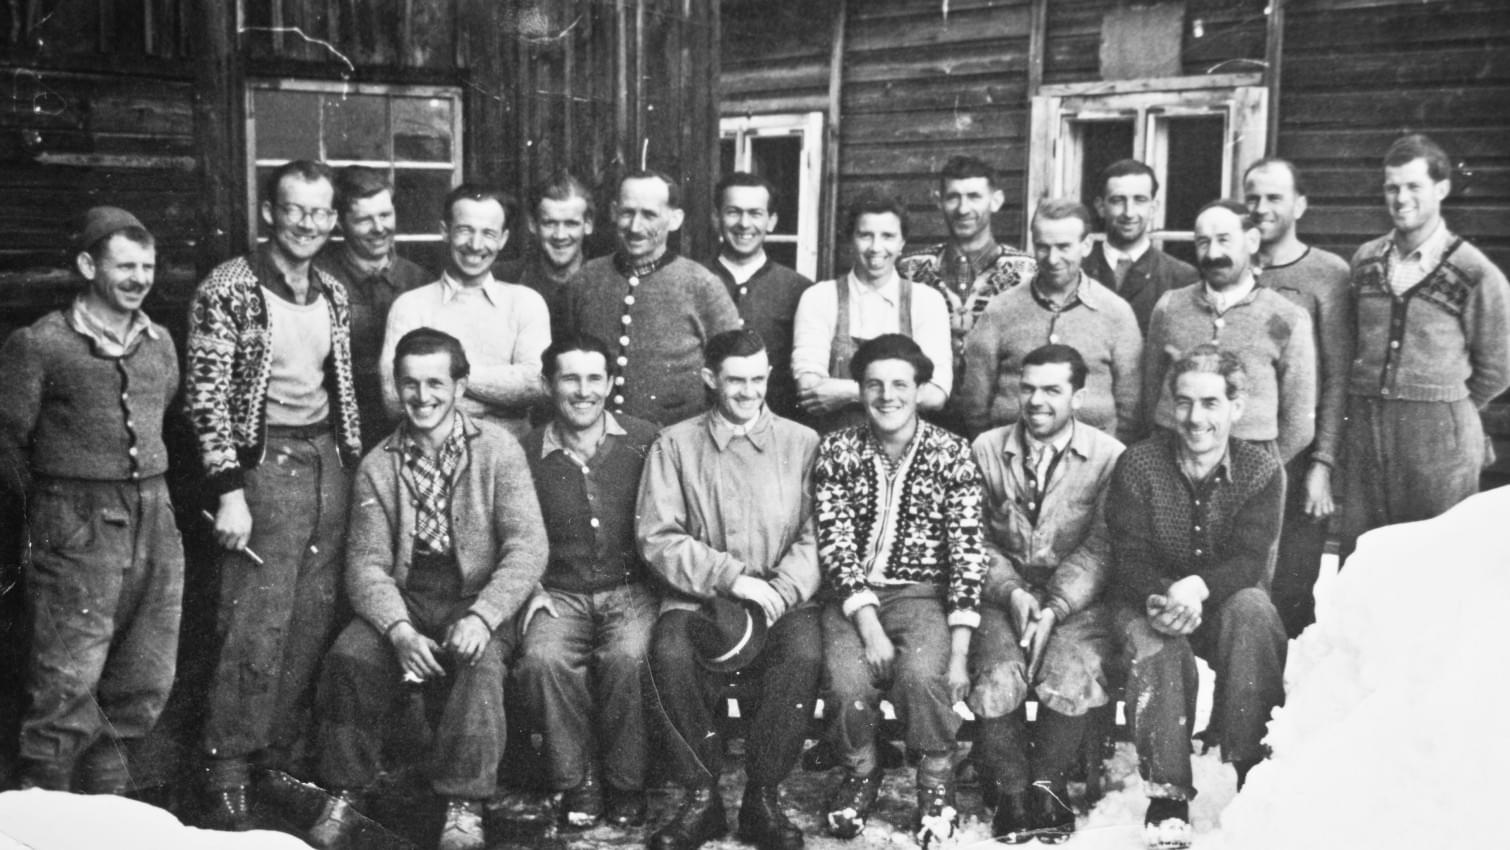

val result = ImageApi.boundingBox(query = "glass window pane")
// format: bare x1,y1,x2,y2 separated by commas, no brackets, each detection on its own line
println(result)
749,135,802,235
1160,114,1226,234
392,96,454,162
766,241,797,270
324,93,388,161
1073,119,1135,215
254,89,320,160
394,169,452,237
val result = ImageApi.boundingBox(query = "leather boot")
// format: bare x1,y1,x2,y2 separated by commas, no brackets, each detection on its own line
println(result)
649,784,727,850
737,784,803,850
990,789,1034,845
203,784,252,831
308,789,361,849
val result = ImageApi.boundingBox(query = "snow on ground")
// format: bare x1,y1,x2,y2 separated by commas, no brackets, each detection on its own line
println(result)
0,788,307,849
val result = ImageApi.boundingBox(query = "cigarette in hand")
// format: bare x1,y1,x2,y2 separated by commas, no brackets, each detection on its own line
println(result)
200,510,266,565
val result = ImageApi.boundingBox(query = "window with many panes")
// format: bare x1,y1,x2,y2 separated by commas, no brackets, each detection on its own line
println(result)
719,112,823,280
247,80,463,257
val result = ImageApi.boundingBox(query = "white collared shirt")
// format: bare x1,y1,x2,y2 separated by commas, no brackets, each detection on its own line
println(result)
1102,239,1151,268
1205,272,1258,315
1387,220,1449,297
790,270,955,395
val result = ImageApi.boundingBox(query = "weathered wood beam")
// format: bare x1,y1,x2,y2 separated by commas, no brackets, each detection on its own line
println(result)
1027,0,1046,95
190,0,248,271
1265,0,1284,156
821,0,846,279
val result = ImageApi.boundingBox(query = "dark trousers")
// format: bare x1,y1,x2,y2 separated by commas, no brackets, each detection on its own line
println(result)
20,476,184,791
648,603,823,788
1274,451,1328,637
1115,588,1286,800
513,583,656,792
202,430,349,776
824,585,960,777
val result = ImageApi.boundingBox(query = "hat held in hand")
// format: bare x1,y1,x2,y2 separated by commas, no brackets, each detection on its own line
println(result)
688,597,768,673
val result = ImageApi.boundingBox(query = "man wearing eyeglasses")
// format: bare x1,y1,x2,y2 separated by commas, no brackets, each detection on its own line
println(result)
186,159,362,829
380,184,551,440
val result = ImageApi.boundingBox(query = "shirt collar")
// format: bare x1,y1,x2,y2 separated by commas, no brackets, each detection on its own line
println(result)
847,269,901,304
1004,419,1081,460
614,249,678,279
540,411,629,460
336,244,394,280
945,239,1000,273
1390,219,1449,266
717,251,768,286
67,295,158,357
254,242,327,304
440,270,503,305
705,406,772,452
1102,239,1150,267
1201,272,1260,313
1030,271,1101,312
1169,430,1233,485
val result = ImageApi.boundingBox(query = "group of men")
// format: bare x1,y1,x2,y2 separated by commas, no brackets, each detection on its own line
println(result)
1,128,1505,850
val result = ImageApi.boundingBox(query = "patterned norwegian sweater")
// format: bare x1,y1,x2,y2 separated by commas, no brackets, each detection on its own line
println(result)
815,420,988,628
897,241,1037,373
185,251,362,494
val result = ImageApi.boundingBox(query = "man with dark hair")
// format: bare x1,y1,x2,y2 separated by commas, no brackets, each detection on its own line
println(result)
307,327,547,850
960,198,1142,441
637,327,821,850
705,171,814,419
567,170,741,427
966,343,1123,844
316,165,431,449
1083,159,1199,333
793,194,953,431
380,182,549,440
815,334,986,847
498,170,598,340
187,158,361,826
0,208,181,794
1106,344,1286,849
1241,157,1351,636
1339,133,1510,559
1142,200,1317,463
513,333,660,829
898,155,1037,431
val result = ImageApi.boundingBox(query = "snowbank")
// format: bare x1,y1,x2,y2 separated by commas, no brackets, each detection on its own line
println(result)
0,788,308,849
1210,486,1510,850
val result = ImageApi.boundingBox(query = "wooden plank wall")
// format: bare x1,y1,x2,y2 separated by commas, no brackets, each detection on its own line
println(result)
1279,0,1510,271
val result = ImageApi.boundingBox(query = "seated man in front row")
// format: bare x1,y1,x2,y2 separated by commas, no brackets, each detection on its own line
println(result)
967,343,1123,844
815,334,987,848
637,328,823,850
515,333,661,828
308,328,548,850
1106,344,1285,850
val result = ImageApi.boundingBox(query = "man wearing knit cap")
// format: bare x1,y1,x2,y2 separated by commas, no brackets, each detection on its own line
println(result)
566,169,741,427
0,206,183,793
1141,200,1317,463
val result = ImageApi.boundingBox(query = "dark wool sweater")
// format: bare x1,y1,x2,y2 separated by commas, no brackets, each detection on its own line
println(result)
0,310,178,492
522,414,659,593
1106,432,1283,611
566,254,741,427
1083,242,1200,335
815,420,988,627
706,257,814,420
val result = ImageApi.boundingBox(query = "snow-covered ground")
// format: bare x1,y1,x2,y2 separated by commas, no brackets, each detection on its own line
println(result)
3,487,1506,849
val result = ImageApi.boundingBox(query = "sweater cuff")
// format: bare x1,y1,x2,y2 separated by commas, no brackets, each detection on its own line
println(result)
468,599,507,634
841,589,881,620
946,609,980,630
1045,596,1072,623
206,467,246,497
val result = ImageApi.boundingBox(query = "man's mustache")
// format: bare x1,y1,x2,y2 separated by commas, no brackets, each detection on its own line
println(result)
1200,256,1235,272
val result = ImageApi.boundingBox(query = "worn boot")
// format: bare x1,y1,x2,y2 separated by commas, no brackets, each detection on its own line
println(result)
915,781,959,850
649,784,728,850
202,784,252,831
561,767,603,829
823,768,882,839
438,798,486,850
990,789,1034,845
1030,781,1075,844
1143,798,1192,849
606,785,648,827
308,789,361,849
737,783,803,850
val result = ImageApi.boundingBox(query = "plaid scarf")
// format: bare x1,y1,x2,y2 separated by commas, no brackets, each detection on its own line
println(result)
404,416,466,555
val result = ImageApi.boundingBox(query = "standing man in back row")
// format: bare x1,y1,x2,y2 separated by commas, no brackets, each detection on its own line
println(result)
568,169,741,427
899,155,1036,433
497,170,597,342
1340,133,1510,559
1083,159,1199,334
1242,158,1351,637
705,172,813,420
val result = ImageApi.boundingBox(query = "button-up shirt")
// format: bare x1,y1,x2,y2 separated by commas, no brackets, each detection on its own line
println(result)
525,412,658,593
636,407,821,618
1386,220,1450,297
791,271,955,395
69,296,159,358
972,421,1123,621
1105,432,1284,611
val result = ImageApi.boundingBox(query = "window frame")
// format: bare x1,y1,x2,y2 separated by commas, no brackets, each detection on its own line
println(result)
1026,73,1267,247
245,78,465,247
719,111,824,280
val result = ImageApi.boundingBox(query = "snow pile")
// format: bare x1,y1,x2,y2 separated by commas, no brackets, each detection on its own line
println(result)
0,788,308,849
1210,486,1510,850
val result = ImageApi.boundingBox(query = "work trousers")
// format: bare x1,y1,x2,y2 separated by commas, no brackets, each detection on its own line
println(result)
1339,396,1484,560
315,553,510,800
967,602,1111,793
513,582,657,792
202,430,349,777
648,602,822,788
824,585,960,777
1115,588,1286,800
1273,451,1327,637
20,475,184,792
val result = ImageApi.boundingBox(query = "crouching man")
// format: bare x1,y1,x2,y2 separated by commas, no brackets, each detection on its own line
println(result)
308,328,547,850
1106,344,1285,850
815,334,987,848
967,344,1123,844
